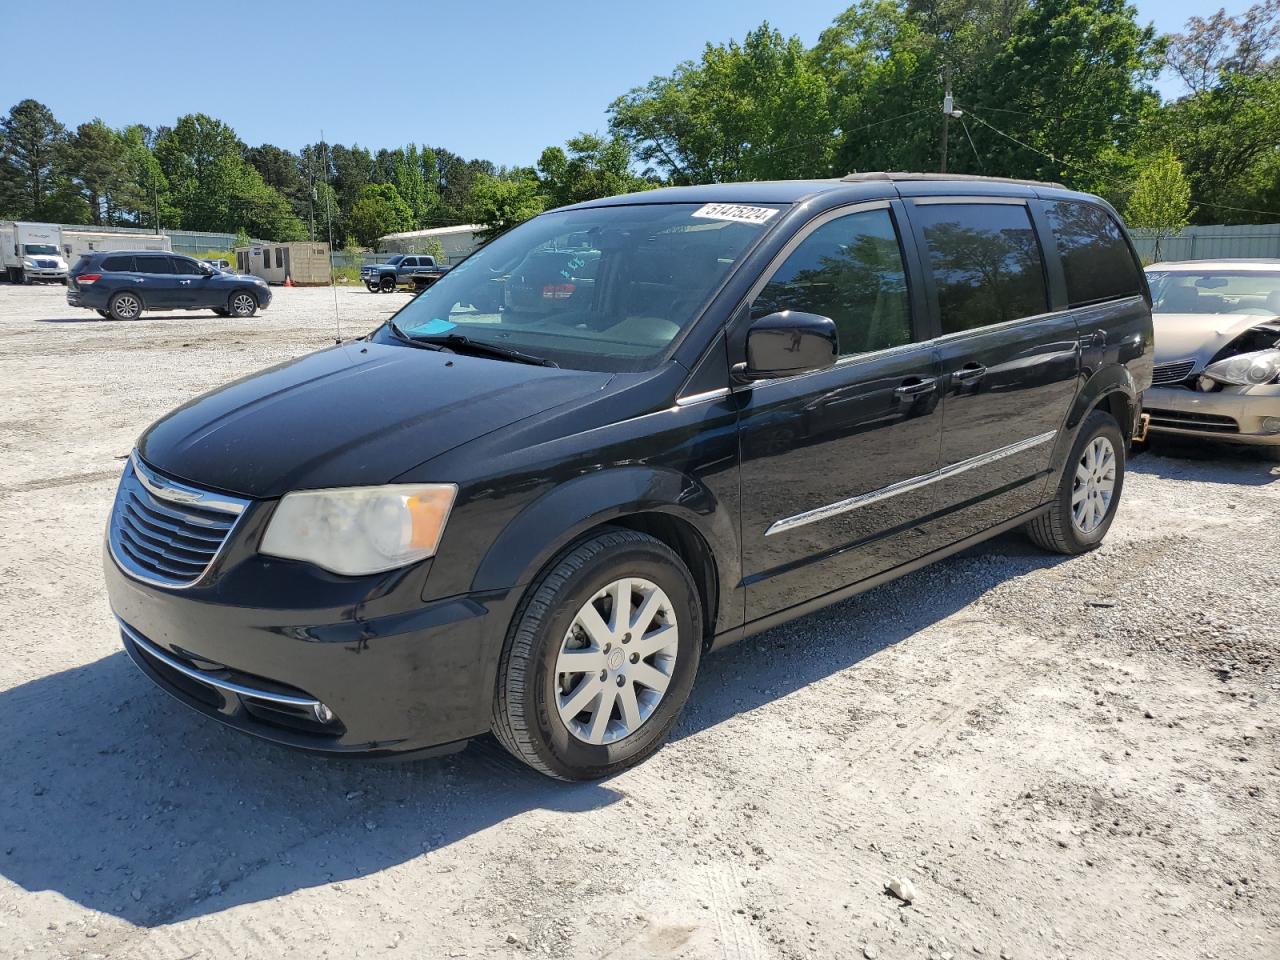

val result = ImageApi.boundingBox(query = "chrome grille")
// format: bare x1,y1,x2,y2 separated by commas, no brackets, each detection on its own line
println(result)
108,454,248,588
1151,358,1196,385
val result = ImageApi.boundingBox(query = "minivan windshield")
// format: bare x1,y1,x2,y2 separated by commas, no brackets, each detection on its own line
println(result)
390,202,781,372
23,244,58,256
1147,270,1280,315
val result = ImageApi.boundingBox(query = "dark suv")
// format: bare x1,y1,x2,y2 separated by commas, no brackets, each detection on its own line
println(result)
104,174,1153,780
67,251,272,320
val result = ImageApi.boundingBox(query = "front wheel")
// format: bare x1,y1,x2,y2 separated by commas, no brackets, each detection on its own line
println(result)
365,281,379,293
1026,409,1125,554
492,528,703,780
228,291,258,318
379,274,396,293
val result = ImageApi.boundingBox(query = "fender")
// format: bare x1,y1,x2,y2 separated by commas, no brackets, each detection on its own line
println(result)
1047,361,1138,478
471,465,742,636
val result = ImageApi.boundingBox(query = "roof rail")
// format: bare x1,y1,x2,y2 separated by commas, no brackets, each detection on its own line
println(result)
841,171,1065,189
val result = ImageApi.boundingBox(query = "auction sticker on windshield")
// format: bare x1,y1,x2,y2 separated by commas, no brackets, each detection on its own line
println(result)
691,203,779,225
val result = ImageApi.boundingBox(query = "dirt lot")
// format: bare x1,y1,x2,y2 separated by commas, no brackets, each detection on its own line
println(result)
0,283,1276,960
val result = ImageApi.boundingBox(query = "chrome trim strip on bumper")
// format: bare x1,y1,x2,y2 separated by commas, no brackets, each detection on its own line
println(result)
765,430,1057,536
119,618,321,709
129,451,247,516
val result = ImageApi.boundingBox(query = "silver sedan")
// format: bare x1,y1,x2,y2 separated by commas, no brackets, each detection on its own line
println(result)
1144,259,1280,458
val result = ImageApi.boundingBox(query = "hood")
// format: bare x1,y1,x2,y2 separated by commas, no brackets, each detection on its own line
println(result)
137,341,611,498
1152,312,1275,367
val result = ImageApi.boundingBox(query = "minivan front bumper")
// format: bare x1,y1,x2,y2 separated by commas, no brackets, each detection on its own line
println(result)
104,544,515,756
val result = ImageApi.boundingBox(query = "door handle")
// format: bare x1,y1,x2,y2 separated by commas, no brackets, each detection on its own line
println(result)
179,279,191,285
132,277,144,283
894,377,937,399
951,363,987,386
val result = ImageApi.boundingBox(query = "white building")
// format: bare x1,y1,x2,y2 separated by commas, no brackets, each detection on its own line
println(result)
376,224,485,262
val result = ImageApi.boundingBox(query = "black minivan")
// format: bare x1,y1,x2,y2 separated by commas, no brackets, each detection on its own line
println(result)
105,174,1153,779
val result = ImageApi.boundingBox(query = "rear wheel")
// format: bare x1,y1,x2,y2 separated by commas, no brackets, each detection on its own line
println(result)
379,274,396,293
228,291,258,318
108,291,143,321
492,528,702,780
1027,409,1125,554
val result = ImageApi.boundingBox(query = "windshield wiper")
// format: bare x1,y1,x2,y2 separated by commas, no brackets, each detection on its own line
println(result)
409,333,558,367
386,319,446,351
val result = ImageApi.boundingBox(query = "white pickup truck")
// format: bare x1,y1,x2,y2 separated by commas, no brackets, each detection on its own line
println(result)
1,222,69,283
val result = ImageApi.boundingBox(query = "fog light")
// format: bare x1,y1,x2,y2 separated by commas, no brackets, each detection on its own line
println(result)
313,702,335,724
1198,376,1216,392
1261,416,1280,434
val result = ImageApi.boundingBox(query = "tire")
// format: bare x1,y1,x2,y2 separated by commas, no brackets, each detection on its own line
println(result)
1027,409,1125,554
96,309,110,318
213,307,229,317
228,290,258,318
108,291,143,321
492,528,703,780
379,274,396,293
365,281,379,293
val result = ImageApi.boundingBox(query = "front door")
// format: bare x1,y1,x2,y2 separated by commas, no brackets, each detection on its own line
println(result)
903,198,1080,543
736,202,945,623
169,256,205,306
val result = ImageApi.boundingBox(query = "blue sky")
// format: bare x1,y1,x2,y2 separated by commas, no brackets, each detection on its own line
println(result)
2,0,1242,167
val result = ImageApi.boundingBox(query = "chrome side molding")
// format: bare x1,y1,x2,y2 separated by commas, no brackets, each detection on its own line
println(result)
765,430,1057,536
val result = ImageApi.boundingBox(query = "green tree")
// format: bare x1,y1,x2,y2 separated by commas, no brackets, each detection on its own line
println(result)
155,114,305,238
609,24,835,183
465,170,546,240
537,133,650,207
348,182,414,248
116,125,175,230
1125,149,1193,260
62,119,128,224
1150,2,1280,223
0,99,67,219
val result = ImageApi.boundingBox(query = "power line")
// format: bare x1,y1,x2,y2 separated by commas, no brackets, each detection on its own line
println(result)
963,102,1141,127
959,116,984,173
963,107,1280,222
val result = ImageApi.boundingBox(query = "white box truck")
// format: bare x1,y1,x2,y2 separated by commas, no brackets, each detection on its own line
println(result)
0,221,69,283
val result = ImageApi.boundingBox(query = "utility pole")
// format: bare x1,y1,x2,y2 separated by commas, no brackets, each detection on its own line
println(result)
940,68,963,173
940,67,952,173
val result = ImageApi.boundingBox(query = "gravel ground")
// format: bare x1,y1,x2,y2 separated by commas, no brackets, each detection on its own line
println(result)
0,283,1276,960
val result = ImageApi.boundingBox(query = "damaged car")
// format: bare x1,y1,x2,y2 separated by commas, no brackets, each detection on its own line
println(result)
1144,259,1280,458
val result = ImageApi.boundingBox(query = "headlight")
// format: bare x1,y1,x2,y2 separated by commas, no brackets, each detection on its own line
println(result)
22,257,36,267
254,278,268,286
1201,349,1280,386
260,484,457,576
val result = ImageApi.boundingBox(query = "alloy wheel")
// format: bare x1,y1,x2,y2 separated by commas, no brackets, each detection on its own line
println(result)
231,293,256,316
113,294,140,319
1071,436,1116,534
554,577,679,745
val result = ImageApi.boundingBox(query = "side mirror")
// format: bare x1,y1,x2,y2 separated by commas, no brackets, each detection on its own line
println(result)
742,311,838,381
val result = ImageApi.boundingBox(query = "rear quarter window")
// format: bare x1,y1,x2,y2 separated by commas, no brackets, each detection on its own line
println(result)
1043,200,1143,307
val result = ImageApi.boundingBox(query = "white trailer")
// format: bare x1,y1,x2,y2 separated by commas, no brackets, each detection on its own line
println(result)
62,228,170,266
0,222,68,283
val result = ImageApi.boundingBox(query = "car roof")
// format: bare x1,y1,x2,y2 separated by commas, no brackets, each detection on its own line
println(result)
92,249,180,256
560,173,1095,212
1147,259,1280,272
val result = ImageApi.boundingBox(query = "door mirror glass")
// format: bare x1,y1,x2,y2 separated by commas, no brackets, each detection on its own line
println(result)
743,311,838,380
